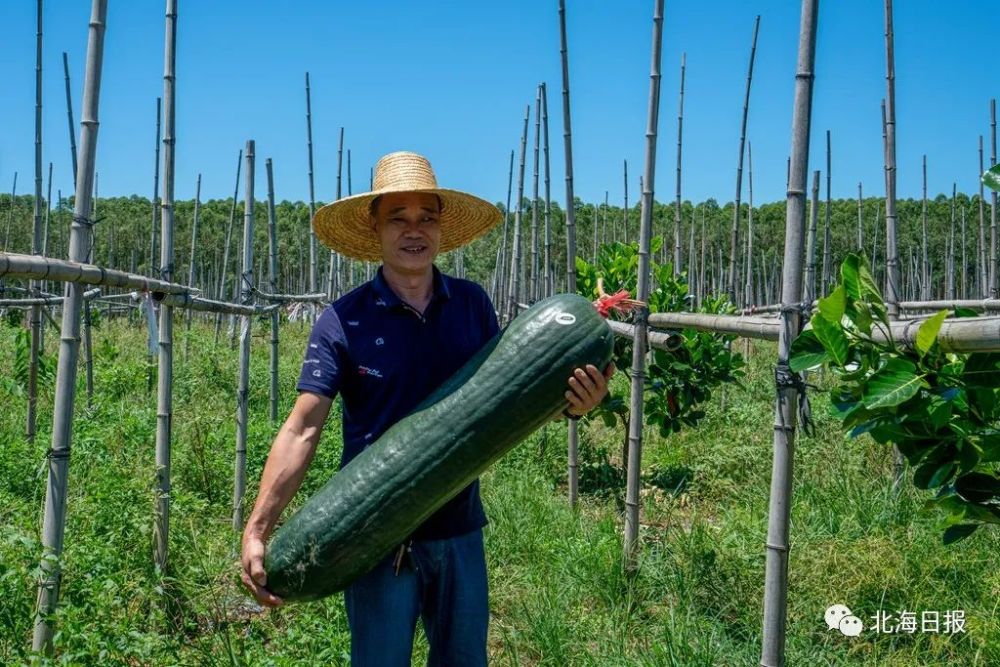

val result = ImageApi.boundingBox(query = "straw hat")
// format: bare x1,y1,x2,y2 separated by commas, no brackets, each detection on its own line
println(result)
312,151,503,261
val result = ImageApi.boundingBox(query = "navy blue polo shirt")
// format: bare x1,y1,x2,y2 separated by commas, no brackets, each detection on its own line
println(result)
296,264,499,541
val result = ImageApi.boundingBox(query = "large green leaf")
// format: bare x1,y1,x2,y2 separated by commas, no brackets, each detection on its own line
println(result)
982,163,1000,193
862,357,924,409
817,286,846,324
841,254,861,300
963,353,1000,388
943,523,979,545
810,313,849,366
955,472,1000,503
915,310,948,357
789,329,829,372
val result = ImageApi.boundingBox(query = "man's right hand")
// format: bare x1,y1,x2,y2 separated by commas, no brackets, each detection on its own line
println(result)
240,533,284,608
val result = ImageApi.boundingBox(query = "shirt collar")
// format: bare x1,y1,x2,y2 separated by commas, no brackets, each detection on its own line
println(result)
371,264,452,308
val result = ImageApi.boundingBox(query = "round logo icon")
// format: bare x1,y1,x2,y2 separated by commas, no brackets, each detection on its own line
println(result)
555,313,576,325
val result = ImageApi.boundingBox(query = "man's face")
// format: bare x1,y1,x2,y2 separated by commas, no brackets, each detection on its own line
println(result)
372,191,442,275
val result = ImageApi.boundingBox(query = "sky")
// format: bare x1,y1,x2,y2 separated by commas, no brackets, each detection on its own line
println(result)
0,1,996,209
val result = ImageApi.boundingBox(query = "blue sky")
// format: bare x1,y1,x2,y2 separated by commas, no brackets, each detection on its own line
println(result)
0,1,996,208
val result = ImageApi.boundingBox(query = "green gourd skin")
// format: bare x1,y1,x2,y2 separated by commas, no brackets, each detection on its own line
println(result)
264,293,614,601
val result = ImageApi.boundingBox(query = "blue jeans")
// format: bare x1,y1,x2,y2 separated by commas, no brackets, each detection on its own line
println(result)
344,528,489,666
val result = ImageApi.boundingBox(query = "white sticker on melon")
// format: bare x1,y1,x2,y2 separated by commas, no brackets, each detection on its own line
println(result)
555,312,576,325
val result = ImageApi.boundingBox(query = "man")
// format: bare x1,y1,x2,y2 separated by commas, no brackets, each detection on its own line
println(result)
240,151,613,666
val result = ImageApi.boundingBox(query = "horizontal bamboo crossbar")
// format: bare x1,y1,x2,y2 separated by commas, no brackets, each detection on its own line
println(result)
0,288,101,307
0,252,194,296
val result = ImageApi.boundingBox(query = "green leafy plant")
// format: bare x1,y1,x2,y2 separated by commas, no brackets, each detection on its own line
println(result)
790,253,1000,544
11,328,56,394
576,238,745,471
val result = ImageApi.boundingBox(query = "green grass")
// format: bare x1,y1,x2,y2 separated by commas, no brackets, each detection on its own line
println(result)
1,314,998,666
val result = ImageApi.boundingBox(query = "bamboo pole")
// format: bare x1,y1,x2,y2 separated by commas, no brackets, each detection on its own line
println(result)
883,6,900,319
979,136,988,297
149,97,162,274
673,53,686,274
32,0,107,652
744,142,755,307
62,53,78,188
266,158,279,422
184,174,200,360
962,205,968,300
921,155,929,300
857,182,864,251
992,100,998,298
821,130,831,296
541,83,552,297
328,127,344,299
558,0,581,507
153,0,177,573
804,170,819,309
624,0,664,570
498,150,513,316
0,253,193,295
305,73,318,299
698,208,706,306
947,183,956,300
215,149,242,342
728,15,760,305
27,0,44,443
507,105,529,322
623,160,629,246
531,85,541,302
233,140,255,531
760,1,816,664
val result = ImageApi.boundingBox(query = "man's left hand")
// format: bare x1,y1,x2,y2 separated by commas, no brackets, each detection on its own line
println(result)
565,362,616,417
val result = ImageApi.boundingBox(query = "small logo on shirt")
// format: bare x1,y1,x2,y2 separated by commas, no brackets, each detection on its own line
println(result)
310,343,318,349
375,337,385,346
358,365,383,378
347,320,359,326
312,369,322,378
303,358,319,365
375,298,387,307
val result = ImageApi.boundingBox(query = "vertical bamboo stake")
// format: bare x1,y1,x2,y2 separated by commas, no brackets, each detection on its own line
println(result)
541,83,553,297
559,0,581,506
979,136,988,297
27,0,44,443
42,161,52,311
184,174,200,360
883,0,905,491
821,130,831,296
728,15,761,305
962,205,968,299
947,183,956,300
624,0,664,569
744,142,755,307
921,155,929,300
623,160,629,246
2,173,15,253
760,2,817,664
674,53,686,274
305,73,318,298
266,158,279,422
62,53,78,188
328,127,344,299
33,0,107,652
498,150,513,317
688,210,696,294
149,97,162,274
857,182,864,251
992,100,998,298
507,106,529,321
698,209,706,307
233,140,255,531
215,149,242,342
883,4,900,320
804,170,819,307
154,0,178,573
531,85,541,302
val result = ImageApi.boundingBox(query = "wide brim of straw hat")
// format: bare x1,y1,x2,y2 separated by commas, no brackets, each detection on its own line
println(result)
312,152,502,261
